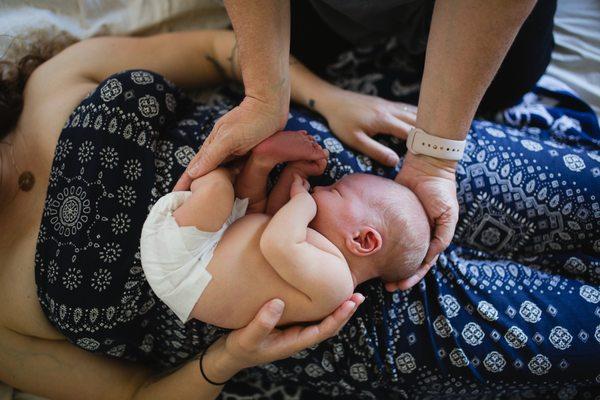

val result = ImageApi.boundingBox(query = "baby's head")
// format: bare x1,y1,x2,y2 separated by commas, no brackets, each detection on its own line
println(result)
309,174,430,290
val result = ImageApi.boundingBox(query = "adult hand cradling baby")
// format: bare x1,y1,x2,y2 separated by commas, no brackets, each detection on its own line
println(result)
202,294,364,384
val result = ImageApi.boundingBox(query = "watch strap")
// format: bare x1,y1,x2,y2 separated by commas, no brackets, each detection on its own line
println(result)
406,127,465,161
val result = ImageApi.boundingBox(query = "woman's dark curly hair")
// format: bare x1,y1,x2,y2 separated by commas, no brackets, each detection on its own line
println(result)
0,31,76,141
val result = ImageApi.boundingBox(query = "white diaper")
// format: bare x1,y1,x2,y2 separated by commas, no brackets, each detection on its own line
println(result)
140,191,248,322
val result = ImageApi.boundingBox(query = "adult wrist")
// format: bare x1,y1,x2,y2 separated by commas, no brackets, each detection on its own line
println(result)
312,84,345,116
406,127,466,162
403,152,457,178
200,338,243,384
244,86,290,129
245,74,291,108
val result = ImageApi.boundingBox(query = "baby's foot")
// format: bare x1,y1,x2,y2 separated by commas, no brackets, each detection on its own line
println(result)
252,130,328,168
283,158,328,179
265,158,328,215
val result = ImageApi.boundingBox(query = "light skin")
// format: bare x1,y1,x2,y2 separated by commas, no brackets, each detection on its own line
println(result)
0,30,369,400
179,0,538,290
174,131,400,329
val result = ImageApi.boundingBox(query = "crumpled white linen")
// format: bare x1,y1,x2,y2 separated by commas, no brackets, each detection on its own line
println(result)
0,0,229,57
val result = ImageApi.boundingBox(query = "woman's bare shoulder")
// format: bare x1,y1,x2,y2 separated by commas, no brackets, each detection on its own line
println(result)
21,54,98,131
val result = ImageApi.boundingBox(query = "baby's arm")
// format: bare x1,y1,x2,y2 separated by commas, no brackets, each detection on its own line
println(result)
260,176,354,311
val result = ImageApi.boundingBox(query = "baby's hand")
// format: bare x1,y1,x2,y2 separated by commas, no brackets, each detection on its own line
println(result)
290,174,310,198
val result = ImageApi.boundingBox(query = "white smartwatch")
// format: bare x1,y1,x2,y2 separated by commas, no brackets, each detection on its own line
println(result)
406,127,465,161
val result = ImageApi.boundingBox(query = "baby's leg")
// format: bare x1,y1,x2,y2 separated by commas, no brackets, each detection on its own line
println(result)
266,158,328,215
235,130,327,214
172,168,235,232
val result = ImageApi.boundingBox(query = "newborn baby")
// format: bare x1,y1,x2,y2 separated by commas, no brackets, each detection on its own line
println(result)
141,131,430,329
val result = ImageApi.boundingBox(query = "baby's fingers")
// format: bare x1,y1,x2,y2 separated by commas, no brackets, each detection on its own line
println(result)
289,174,309,197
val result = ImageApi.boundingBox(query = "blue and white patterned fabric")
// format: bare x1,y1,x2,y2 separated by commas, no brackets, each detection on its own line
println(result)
35,61,599,398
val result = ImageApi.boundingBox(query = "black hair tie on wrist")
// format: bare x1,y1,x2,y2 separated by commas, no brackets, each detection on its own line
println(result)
199,344,229,386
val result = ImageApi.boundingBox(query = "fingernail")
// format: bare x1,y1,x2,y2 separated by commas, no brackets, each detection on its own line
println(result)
346,301,356,311
269,299,284,314
357,294,365,302
386,154,399,166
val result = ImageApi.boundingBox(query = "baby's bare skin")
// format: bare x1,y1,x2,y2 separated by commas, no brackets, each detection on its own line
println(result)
172,130,429,330
175,131,353,329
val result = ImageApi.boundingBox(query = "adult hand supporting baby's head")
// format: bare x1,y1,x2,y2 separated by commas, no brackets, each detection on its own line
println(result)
393,152,459,290
221,294,364,371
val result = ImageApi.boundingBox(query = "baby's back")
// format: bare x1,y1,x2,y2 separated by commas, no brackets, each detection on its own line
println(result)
191,213,328,329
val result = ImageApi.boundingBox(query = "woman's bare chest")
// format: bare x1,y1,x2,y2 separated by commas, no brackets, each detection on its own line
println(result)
0,229,65,340
0,152,64,341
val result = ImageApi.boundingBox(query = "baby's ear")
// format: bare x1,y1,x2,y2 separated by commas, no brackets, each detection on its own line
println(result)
345,226,382,257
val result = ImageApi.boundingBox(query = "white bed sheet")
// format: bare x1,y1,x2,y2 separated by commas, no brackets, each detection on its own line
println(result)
545,0,600,117
0,0,229,42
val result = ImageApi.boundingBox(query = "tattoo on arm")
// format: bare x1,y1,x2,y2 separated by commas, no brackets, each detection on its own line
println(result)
308,99,316,109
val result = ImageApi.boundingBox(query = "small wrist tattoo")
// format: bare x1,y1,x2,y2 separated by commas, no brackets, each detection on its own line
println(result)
308,99,316,109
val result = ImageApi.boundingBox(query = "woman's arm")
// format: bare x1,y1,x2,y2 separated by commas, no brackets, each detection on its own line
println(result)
174,0,292,188
41,30,233,88
0,323,231,400
211,32,418,168
40,29,415,168
0,296,363,400
392,0,537,288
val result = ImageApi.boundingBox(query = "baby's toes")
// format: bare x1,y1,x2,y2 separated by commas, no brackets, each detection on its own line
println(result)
313,158,328,174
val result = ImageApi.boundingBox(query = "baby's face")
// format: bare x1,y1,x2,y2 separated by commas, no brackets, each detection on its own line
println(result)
309,174,374,239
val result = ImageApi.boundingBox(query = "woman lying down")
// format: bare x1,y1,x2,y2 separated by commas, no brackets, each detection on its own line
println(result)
141,130,430,328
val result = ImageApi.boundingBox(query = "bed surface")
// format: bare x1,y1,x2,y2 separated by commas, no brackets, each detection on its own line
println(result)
545,0,600,117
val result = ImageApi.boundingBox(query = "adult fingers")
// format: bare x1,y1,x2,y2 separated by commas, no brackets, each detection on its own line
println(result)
236,299,285,351
173,171,194,192
423,208,458,266
325,293,364,332
172,129,233,191
354,132,400,167
391,103,418,121
380,114,413,141
293,293,364,349
395,262,433,291
189,128,233,177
